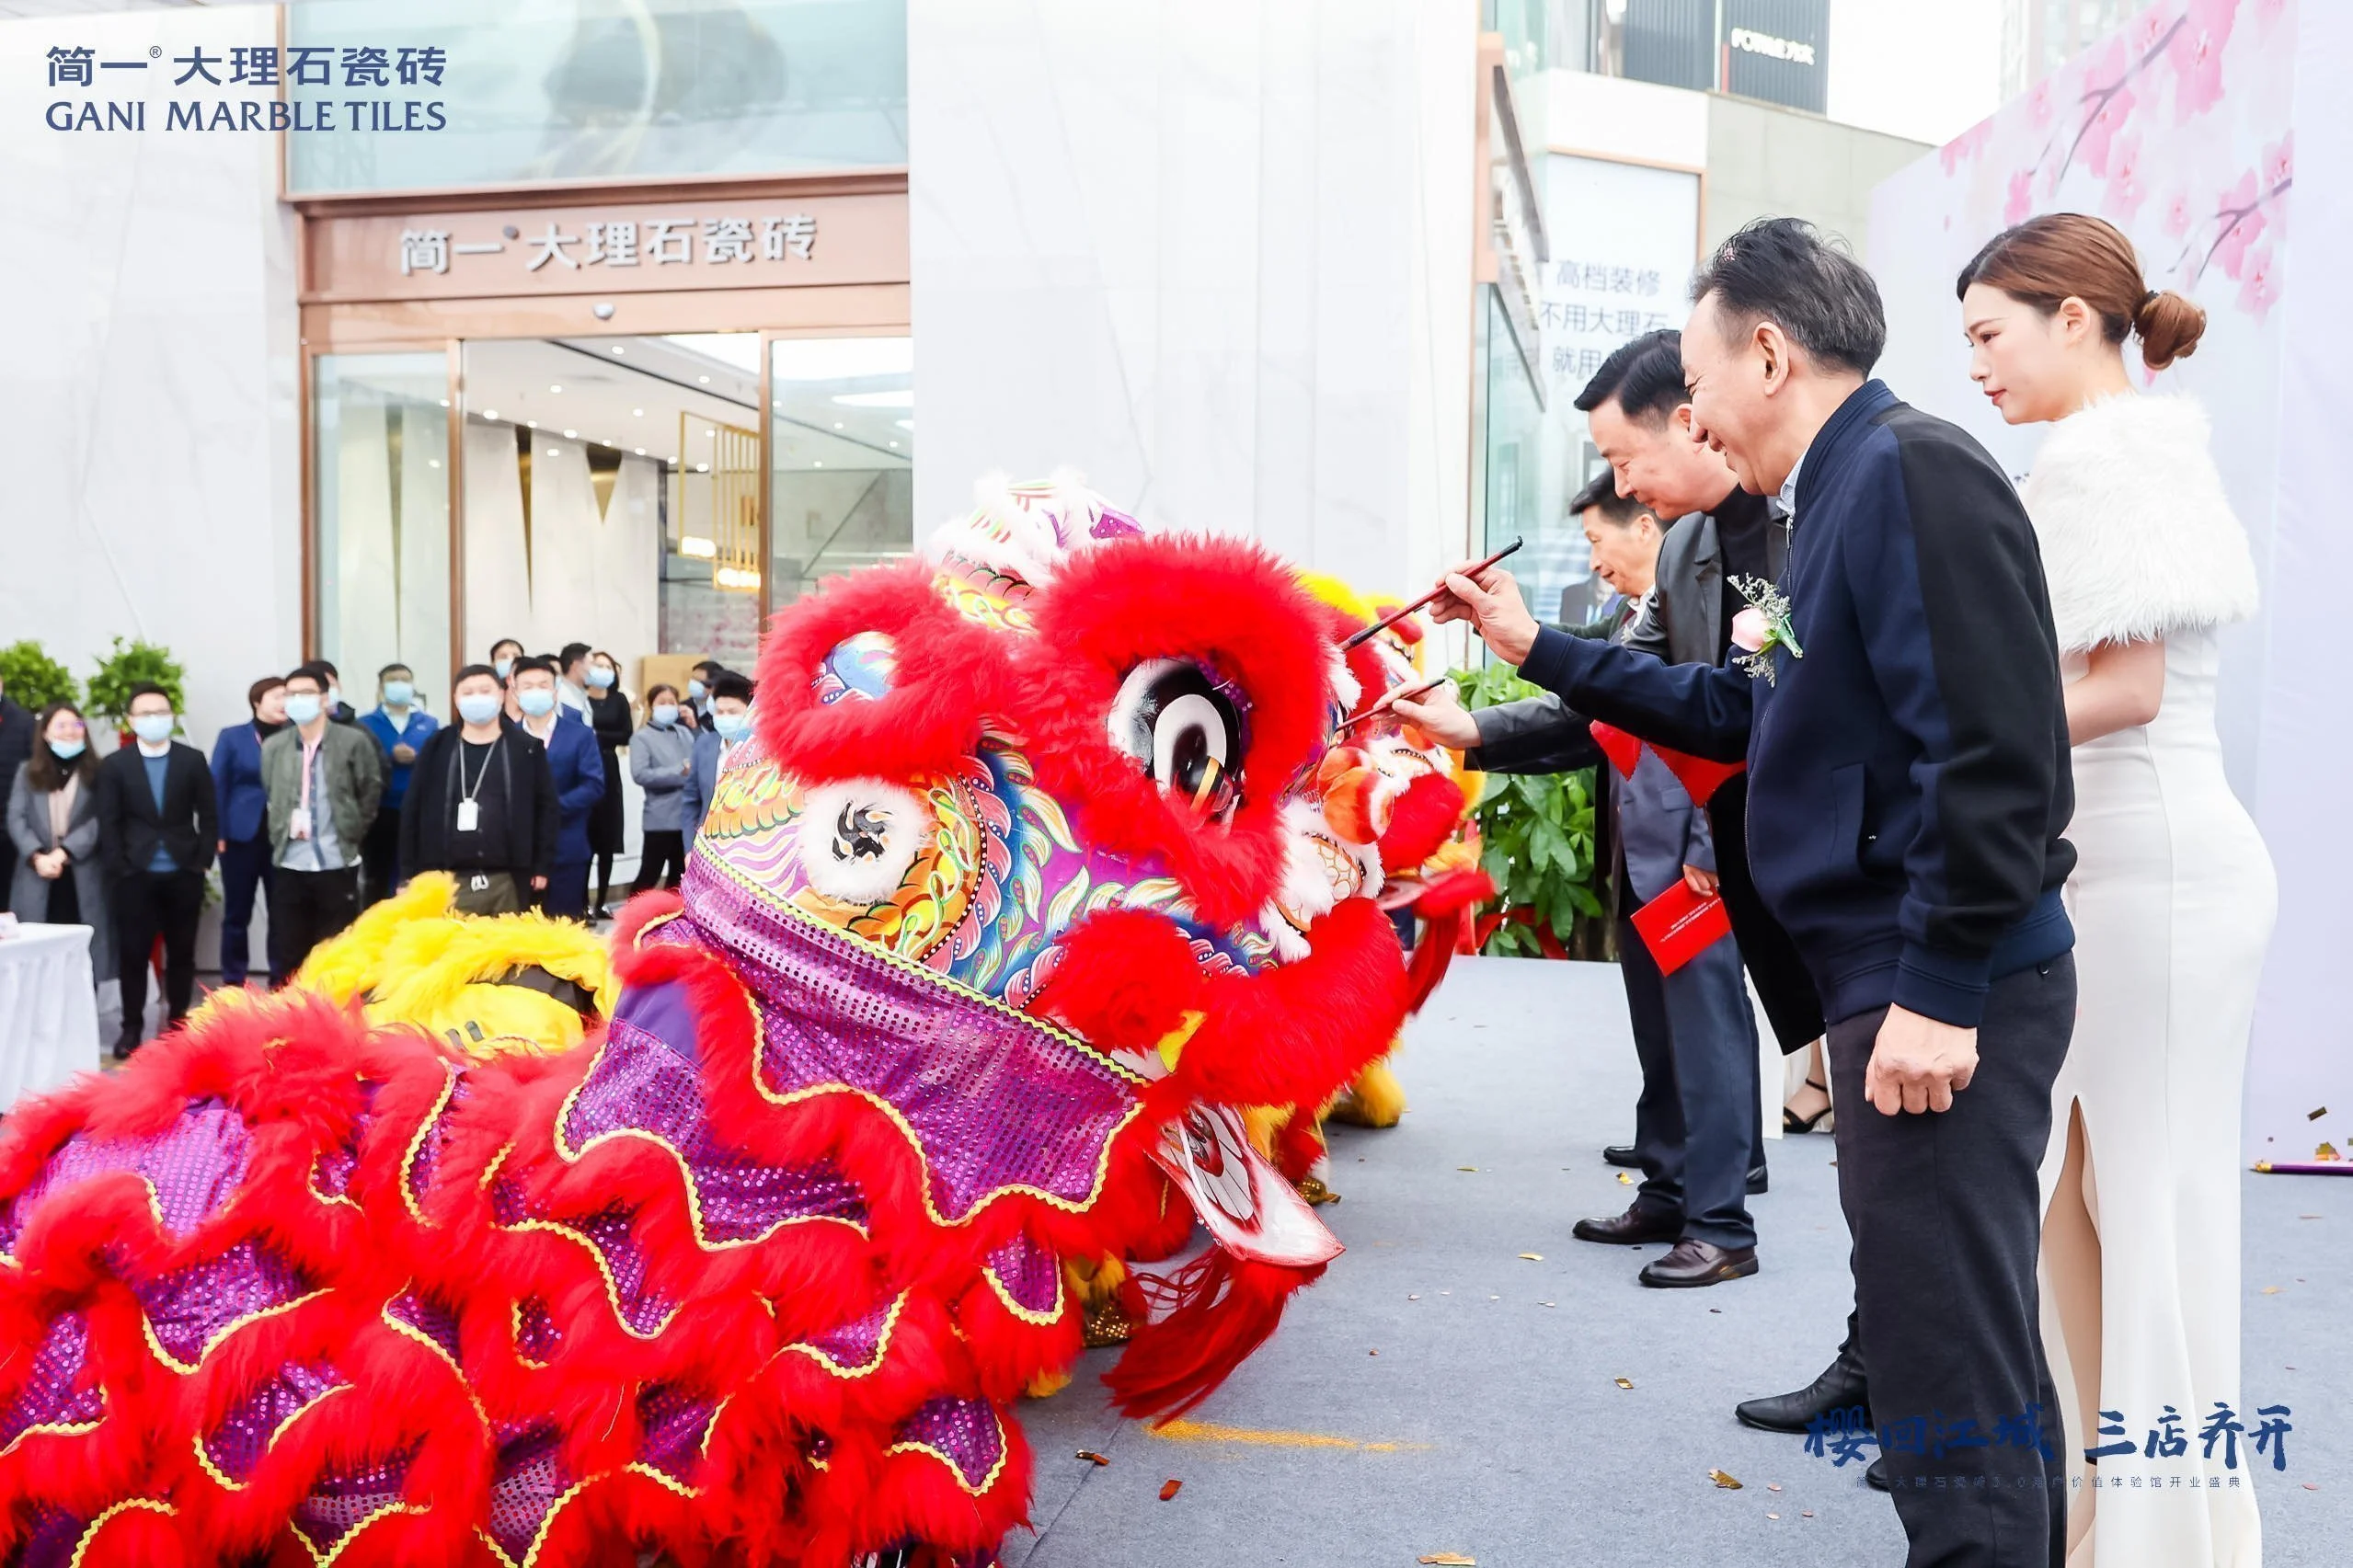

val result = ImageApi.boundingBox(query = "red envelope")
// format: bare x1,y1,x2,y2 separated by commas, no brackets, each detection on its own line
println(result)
1590,720,1644,780
1629,880,1733,975
1588,722,1745,806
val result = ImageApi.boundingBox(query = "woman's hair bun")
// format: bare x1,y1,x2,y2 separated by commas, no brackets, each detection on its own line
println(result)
2134,288,2207,372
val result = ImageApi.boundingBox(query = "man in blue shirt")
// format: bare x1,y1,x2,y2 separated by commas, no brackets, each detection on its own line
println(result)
359,662,439,905
95,682,216,1058
506,656,603,920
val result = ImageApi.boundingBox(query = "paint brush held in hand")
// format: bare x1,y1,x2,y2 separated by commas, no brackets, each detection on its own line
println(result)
1335,678,1448,735
1341,537,1523,650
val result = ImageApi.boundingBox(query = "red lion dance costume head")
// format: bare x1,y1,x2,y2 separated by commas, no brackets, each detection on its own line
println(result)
0,478,1414,1568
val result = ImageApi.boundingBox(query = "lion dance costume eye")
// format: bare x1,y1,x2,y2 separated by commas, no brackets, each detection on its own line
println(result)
0,473,1440,1568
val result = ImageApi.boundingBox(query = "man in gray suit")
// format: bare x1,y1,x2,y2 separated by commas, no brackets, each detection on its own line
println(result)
1413,470,1762,1287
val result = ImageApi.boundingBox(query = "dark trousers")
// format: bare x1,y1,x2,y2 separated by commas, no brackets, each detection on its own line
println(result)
361,802,404,907
217,834,277,985
1620,912,1761,1248
1828,956,2074,1568
1709,776,1826,1053
539,861,591,920
115,868,204,1041
270,865,361,979
636,829,687,894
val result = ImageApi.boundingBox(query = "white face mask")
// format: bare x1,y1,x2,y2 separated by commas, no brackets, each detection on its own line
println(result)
457,692,502,726
712,710,750,740
131,713,176,745
650,703,680,727
517,688,557,718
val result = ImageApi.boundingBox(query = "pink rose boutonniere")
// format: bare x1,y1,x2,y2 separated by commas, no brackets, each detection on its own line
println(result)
1730,577,1802,685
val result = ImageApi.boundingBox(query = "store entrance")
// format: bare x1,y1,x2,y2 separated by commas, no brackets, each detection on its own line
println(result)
307,329,915,705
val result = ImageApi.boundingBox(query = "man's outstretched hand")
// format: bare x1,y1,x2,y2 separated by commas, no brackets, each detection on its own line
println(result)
1865,1004,1979,1115
1429,560,1541,667
1385,679,1480,750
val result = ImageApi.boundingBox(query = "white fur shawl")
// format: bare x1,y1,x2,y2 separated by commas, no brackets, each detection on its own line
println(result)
2019,395,2259,654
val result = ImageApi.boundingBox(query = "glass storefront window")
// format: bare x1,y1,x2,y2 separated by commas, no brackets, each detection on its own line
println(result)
286,0,908,195
767,336,913,610
1477,290,1590,635
313,352,453,706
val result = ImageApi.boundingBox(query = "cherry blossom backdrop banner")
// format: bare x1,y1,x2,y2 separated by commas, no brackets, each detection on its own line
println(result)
1869,0,2351,1166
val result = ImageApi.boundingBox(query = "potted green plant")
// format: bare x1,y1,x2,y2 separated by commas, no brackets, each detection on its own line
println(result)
86,636,188,740
0,639,79,713
1454,662,1609,960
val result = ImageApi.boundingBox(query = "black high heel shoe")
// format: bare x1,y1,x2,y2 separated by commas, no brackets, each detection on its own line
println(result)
1784,1078,1832,1134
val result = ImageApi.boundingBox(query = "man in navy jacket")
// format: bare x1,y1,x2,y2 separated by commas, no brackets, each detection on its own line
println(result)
1437,219,2076,1567
507,657,604,920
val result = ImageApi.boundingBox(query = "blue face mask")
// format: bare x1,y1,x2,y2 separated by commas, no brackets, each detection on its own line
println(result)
712,710,750,740
456,692,503,727
650,703,679,727
493,658,514,680
131,713,176,745
517,688,557,718
686,679,706,701
588,666,616,690
283,692,324,727
49,738,86,761
383,680,415,707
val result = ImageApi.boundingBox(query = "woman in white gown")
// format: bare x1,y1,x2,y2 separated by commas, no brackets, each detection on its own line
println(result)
1957,213,2275,1567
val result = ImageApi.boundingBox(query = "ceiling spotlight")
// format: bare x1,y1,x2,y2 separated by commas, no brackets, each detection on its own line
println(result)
697,375,710,383
832,421,844,429
563,429,578,438
482,408,499,419
813,460,824,467
635,447,646,455
888,441,898,449
525,420,538,429
695,462,709,473
438,398,450,408
545,448,560,458
633,407,644,417
679,535,717,558
428,458,442,468
610,346,625,355
549,384,562,393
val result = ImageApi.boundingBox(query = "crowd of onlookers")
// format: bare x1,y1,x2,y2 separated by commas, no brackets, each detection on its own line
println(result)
0,645,757,1059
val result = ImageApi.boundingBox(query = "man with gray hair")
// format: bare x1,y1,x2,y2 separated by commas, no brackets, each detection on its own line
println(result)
1429,218,2078,1567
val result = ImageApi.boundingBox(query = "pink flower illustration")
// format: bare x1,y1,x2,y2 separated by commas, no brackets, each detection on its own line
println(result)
2264,131,2293,190
2101,133,2149,221
2236,242,2278,319
2028,79,2055,130
2130,4,2177,57
2170,0,2239,121
2003,170,2036,227
2161,186,2198,238
2079,83,2138,177
2210,170,2268,278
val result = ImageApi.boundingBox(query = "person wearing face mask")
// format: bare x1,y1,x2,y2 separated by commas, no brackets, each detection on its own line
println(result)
505,656,604,920
6,704,111,987
680,671,754,851
210,676,288,988
582,650,633,917
358,663,440,907
627,683,693,893
401,666,558,915
686,659,725,724
488,637,526,687
95,683,216,1058
262,663,383,978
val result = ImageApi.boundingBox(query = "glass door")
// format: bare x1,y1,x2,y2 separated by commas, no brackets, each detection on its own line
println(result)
765,335,914,612
311,350,455,703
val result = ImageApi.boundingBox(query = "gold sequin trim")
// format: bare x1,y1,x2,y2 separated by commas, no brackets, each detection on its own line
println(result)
66,1498,175,1568
980,1259,1065,1327
377,1286,489,1427
191,1383,350,1492
886,1405,1012,1497
289,1500,431,1568
143,1287,332,1376
397,1067,462,1228
0,1386,107,1457
775,1291,908,1380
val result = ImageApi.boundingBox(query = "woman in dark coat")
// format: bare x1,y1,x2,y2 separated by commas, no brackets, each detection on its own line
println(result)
5,704,113,977
583,651,634,919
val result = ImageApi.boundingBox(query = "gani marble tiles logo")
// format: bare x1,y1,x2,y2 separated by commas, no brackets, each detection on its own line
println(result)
42,42,447,132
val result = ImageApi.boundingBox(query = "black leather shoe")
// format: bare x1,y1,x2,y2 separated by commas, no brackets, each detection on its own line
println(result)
1747,1162,1768,1194
111,1031,141,1062
1637,1239,1758,1288
1734,1343,1871,1434
1602,1144,1639,1168
1571,1204,1681,1245
1865,1455,1890,1492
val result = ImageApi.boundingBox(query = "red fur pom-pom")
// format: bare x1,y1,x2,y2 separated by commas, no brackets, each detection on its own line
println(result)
1376,773,1466,875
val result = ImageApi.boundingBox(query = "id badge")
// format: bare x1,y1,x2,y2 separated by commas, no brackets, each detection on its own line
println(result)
289,806,312,840
455,799,480,832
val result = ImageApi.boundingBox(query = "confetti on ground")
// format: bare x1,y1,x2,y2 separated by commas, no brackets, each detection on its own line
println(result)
1458,1166,1478,1173
2300,1214,2322,1219
1709,1470,1742,1489
1709,1308,1722,1313
1158,1479,1182,1501
1408,1293,1421,1300
1767,1512,1781,1520
1613,1378,1634,1389
1766,1483,1781,1492
1616,1172,1634,1185
1541,1300,1555,1308
2308,1105,2328,1120
1418,1555,1477,1565
1518,1253,1544,1261
2302,1482,2319,1491
1801,1511,1815,1518
2263,1286,2281,1294
1074,1450,1109,1466
1369,1348,1378,1356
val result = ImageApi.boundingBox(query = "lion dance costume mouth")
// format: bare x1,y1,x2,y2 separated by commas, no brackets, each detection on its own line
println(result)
0,479,1426,1568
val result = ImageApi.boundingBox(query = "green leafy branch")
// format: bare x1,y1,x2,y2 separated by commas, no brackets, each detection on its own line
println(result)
1453,663,1606,959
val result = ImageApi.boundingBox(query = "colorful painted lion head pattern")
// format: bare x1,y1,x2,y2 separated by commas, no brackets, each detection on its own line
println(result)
0,477,1412,1568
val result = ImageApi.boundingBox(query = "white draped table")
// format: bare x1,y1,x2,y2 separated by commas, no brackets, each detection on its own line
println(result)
0,923,102,1112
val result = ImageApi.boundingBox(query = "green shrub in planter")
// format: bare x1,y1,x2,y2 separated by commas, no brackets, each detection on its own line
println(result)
1453,662,1607,959
0,640,78,712
86,637,188,733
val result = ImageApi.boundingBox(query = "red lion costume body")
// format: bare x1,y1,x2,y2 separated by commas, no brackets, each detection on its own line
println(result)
0,480,1412,1568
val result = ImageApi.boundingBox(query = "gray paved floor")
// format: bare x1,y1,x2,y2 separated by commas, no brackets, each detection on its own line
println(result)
1004,956,2347,1568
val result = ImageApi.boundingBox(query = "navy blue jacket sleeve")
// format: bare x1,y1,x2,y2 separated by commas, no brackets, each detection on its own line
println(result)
1516,626,1753,762
1850,432,2072,1025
